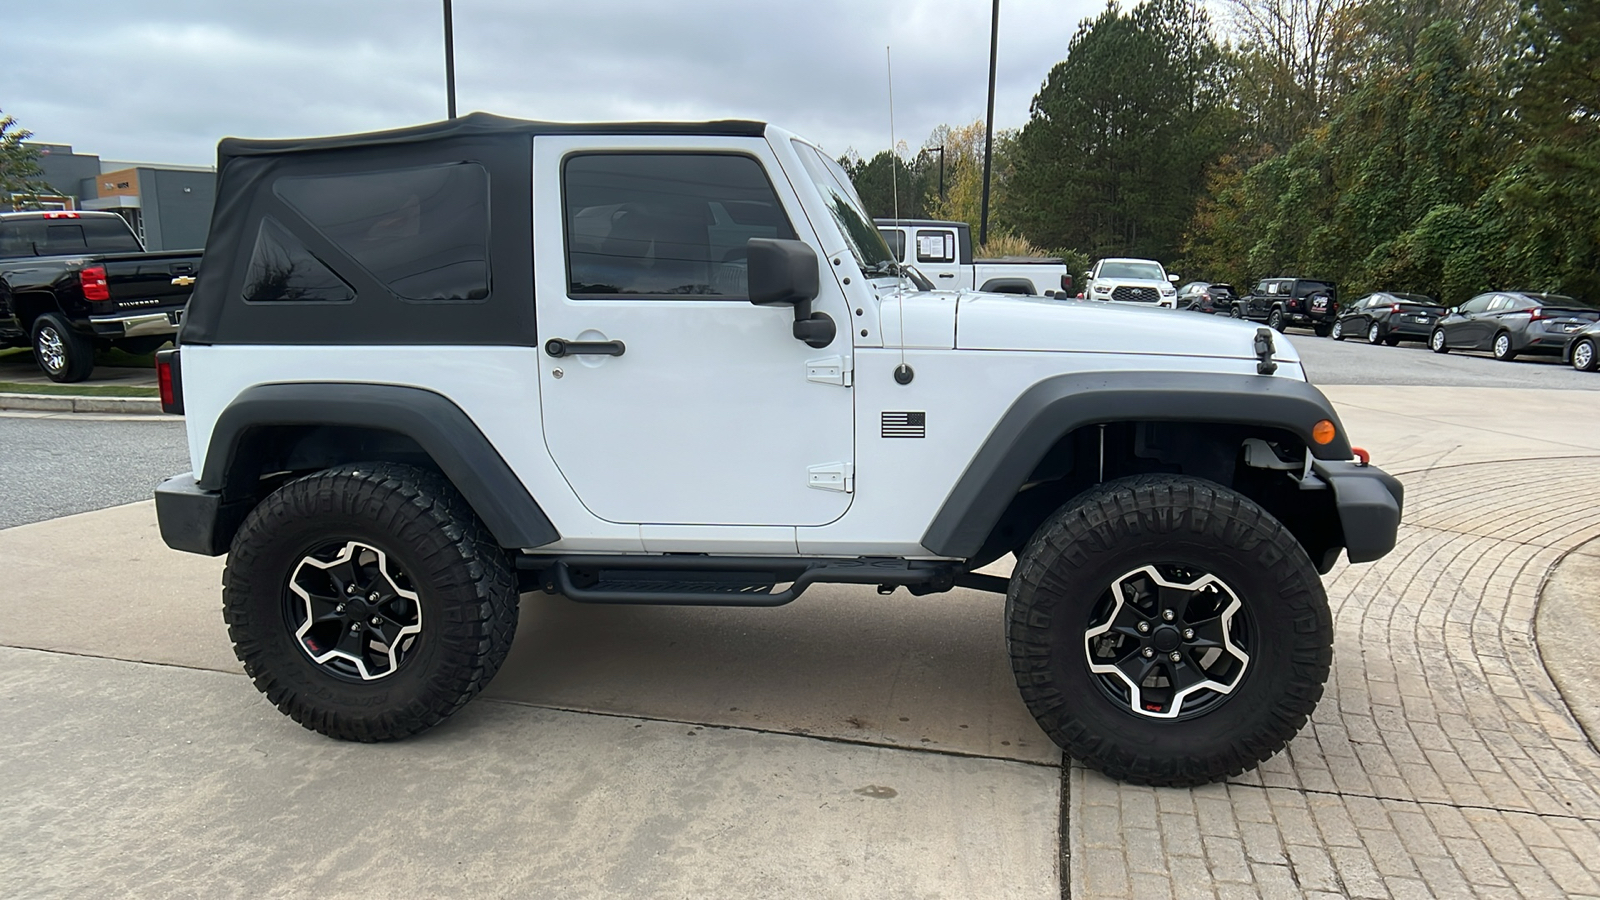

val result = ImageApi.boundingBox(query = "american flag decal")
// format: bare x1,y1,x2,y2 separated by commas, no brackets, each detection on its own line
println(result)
881,411,926,438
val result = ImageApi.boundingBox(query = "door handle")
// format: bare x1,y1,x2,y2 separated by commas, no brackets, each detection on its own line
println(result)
938,273,955,278
545,338,625,358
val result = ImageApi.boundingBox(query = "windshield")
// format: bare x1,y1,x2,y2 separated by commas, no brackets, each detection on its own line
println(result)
1098,261,1165,281
791,141,897,275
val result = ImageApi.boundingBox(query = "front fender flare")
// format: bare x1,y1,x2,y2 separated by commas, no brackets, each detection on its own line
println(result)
919,371,1354,559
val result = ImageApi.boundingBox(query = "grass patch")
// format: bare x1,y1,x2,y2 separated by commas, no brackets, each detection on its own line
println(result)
0,381,158,398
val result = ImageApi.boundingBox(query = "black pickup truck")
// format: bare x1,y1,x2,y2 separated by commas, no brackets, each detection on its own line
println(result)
1,211,201,382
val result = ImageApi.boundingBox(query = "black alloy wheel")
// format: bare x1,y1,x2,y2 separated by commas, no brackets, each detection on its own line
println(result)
1313,322,1333,338
31,313,94,383
1430,328,1449,353
1006,475,1332,787
1267,308,1286,333
1573,339,1598,372
1331,319,1345,340
1368,322,1383,345
1493,332,1517,361
223,462,519,741
1228,305,1242,319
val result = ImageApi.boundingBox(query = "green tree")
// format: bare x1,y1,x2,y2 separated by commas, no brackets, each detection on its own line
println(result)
1,110,47,208
839,147,936,221
1008,0,1236,261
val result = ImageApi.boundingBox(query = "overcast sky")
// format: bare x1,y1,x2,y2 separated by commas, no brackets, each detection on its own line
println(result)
1,0,1110,169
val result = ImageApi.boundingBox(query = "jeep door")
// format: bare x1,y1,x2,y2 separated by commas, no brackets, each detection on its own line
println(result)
533,138,855,528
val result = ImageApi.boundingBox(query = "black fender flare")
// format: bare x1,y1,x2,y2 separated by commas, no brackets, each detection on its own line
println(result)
978,277,1038,296
919,371,1354,558
200,382,559,549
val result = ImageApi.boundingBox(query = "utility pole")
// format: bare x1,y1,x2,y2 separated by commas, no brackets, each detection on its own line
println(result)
443,0,457,119
979,0,999,246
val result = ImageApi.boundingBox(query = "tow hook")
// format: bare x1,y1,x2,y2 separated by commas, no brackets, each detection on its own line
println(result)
1352,447,1371,467
1254,327,1277,375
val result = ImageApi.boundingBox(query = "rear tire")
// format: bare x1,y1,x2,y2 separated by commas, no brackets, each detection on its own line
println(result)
1006,475,1332,787
1573,339,1598,372
1267,308,1286,333
1384,336,1401,347
1492,332,1517,361
1313,322,1332,338
1430,328,1449,353
31,313,94,383
223,462,519,742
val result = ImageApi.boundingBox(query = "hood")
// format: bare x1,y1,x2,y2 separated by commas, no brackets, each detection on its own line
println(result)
956,292,1300,363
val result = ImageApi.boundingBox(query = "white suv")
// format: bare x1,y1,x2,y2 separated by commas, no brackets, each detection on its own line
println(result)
152,112,1401,788
1086,257,1179,308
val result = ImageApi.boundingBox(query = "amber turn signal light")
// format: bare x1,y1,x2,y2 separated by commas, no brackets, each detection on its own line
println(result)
1311,420,1337,445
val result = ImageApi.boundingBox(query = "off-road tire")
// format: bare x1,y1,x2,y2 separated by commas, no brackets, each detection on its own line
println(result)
1267,308,1286,333
1228,305,1242,319
1313,322,1332,338
1006,475,1332,787
223,462,519,741
32,312,94,383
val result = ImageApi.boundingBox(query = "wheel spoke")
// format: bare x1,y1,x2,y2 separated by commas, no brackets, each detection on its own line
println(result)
304,593,346,624
332,622,369,660
1166,654,1210,695
1114,653,1159,689
1155,583,1195,622
1186,616,1228,650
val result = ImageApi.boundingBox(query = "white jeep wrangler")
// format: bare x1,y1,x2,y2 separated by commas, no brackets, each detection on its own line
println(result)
154,113,1402,787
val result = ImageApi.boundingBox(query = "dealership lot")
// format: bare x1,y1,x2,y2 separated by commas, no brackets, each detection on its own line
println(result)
2,336,1598,899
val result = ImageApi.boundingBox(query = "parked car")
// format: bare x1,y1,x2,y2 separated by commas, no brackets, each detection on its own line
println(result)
1561,320,1600,371
1238,277,1338,335
1084,257,1179,308
875,219,1070,296
1428,291,1600,361
1176,281,1237,315
0,210,202,382
151,112,1400,788
1331,292,1446,345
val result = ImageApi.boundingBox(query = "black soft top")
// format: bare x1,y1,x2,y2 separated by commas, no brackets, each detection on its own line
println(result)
217,112,767,164
185,113,769,347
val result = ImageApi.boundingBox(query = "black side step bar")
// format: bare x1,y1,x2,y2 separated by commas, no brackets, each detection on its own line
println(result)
513,555,1003,606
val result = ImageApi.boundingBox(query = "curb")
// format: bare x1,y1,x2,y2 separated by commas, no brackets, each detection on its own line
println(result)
0,391,164,415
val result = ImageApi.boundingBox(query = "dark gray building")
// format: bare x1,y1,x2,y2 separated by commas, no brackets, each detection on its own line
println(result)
17,142,215,251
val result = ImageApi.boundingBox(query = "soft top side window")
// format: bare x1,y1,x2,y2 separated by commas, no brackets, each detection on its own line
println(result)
915,229,956,264
274,162,490,303
563,153,796,299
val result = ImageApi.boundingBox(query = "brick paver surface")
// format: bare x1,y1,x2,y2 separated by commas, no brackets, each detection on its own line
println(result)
1069,459,1600,899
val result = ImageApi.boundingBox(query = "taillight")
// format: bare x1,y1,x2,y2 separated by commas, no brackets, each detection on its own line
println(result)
1528,308,1547,321
80,266,110,301
1060,274,1074,292
1390,304,1402,314
155,349,183,415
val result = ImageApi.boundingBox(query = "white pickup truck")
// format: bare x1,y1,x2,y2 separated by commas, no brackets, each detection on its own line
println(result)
876,218,1071,296
1085,257,1180,308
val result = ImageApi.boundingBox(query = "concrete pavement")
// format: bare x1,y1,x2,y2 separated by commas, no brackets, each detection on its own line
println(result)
4,382,1600,898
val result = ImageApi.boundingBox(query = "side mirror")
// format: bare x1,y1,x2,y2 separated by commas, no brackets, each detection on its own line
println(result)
748,238,834,348
1168,274,1180,283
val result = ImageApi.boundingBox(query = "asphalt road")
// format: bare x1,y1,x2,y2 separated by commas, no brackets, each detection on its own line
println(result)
0,416,189,529
1289,326,1600,389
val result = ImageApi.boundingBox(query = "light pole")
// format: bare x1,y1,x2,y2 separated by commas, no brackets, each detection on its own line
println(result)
443,0,457,119
979,0,999,246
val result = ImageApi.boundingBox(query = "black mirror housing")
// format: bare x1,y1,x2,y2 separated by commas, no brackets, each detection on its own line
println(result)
746,238,834,348
748,238,820,307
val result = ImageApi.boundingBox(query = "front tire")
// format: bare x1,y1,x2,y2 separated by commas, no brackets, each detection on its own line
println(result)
223,463,519,741
1331,320,1345,340
32,313,95,383
1573,338,1598,372
1006,476,1332,787
1492,332,1517,361
1430,328,1449,353
1228,305,1242,319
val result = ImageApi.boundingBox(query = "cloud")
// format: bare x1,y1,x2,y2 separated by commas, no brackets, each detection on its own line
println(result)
1,0,1101,167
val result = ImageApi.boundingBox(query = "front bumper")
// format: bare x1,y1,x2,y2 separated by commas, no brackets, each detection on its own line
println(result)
90,310,182,339
1311,460,1404,563
154,473,247,557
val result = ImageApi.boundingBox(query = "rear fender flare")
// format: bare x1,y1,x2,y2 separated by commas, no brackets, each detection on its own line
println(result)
200,382,559,549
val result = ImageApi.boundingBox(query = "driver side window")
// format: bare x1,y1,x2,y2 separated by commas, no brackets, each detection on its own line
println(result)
1459,295,1492,314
